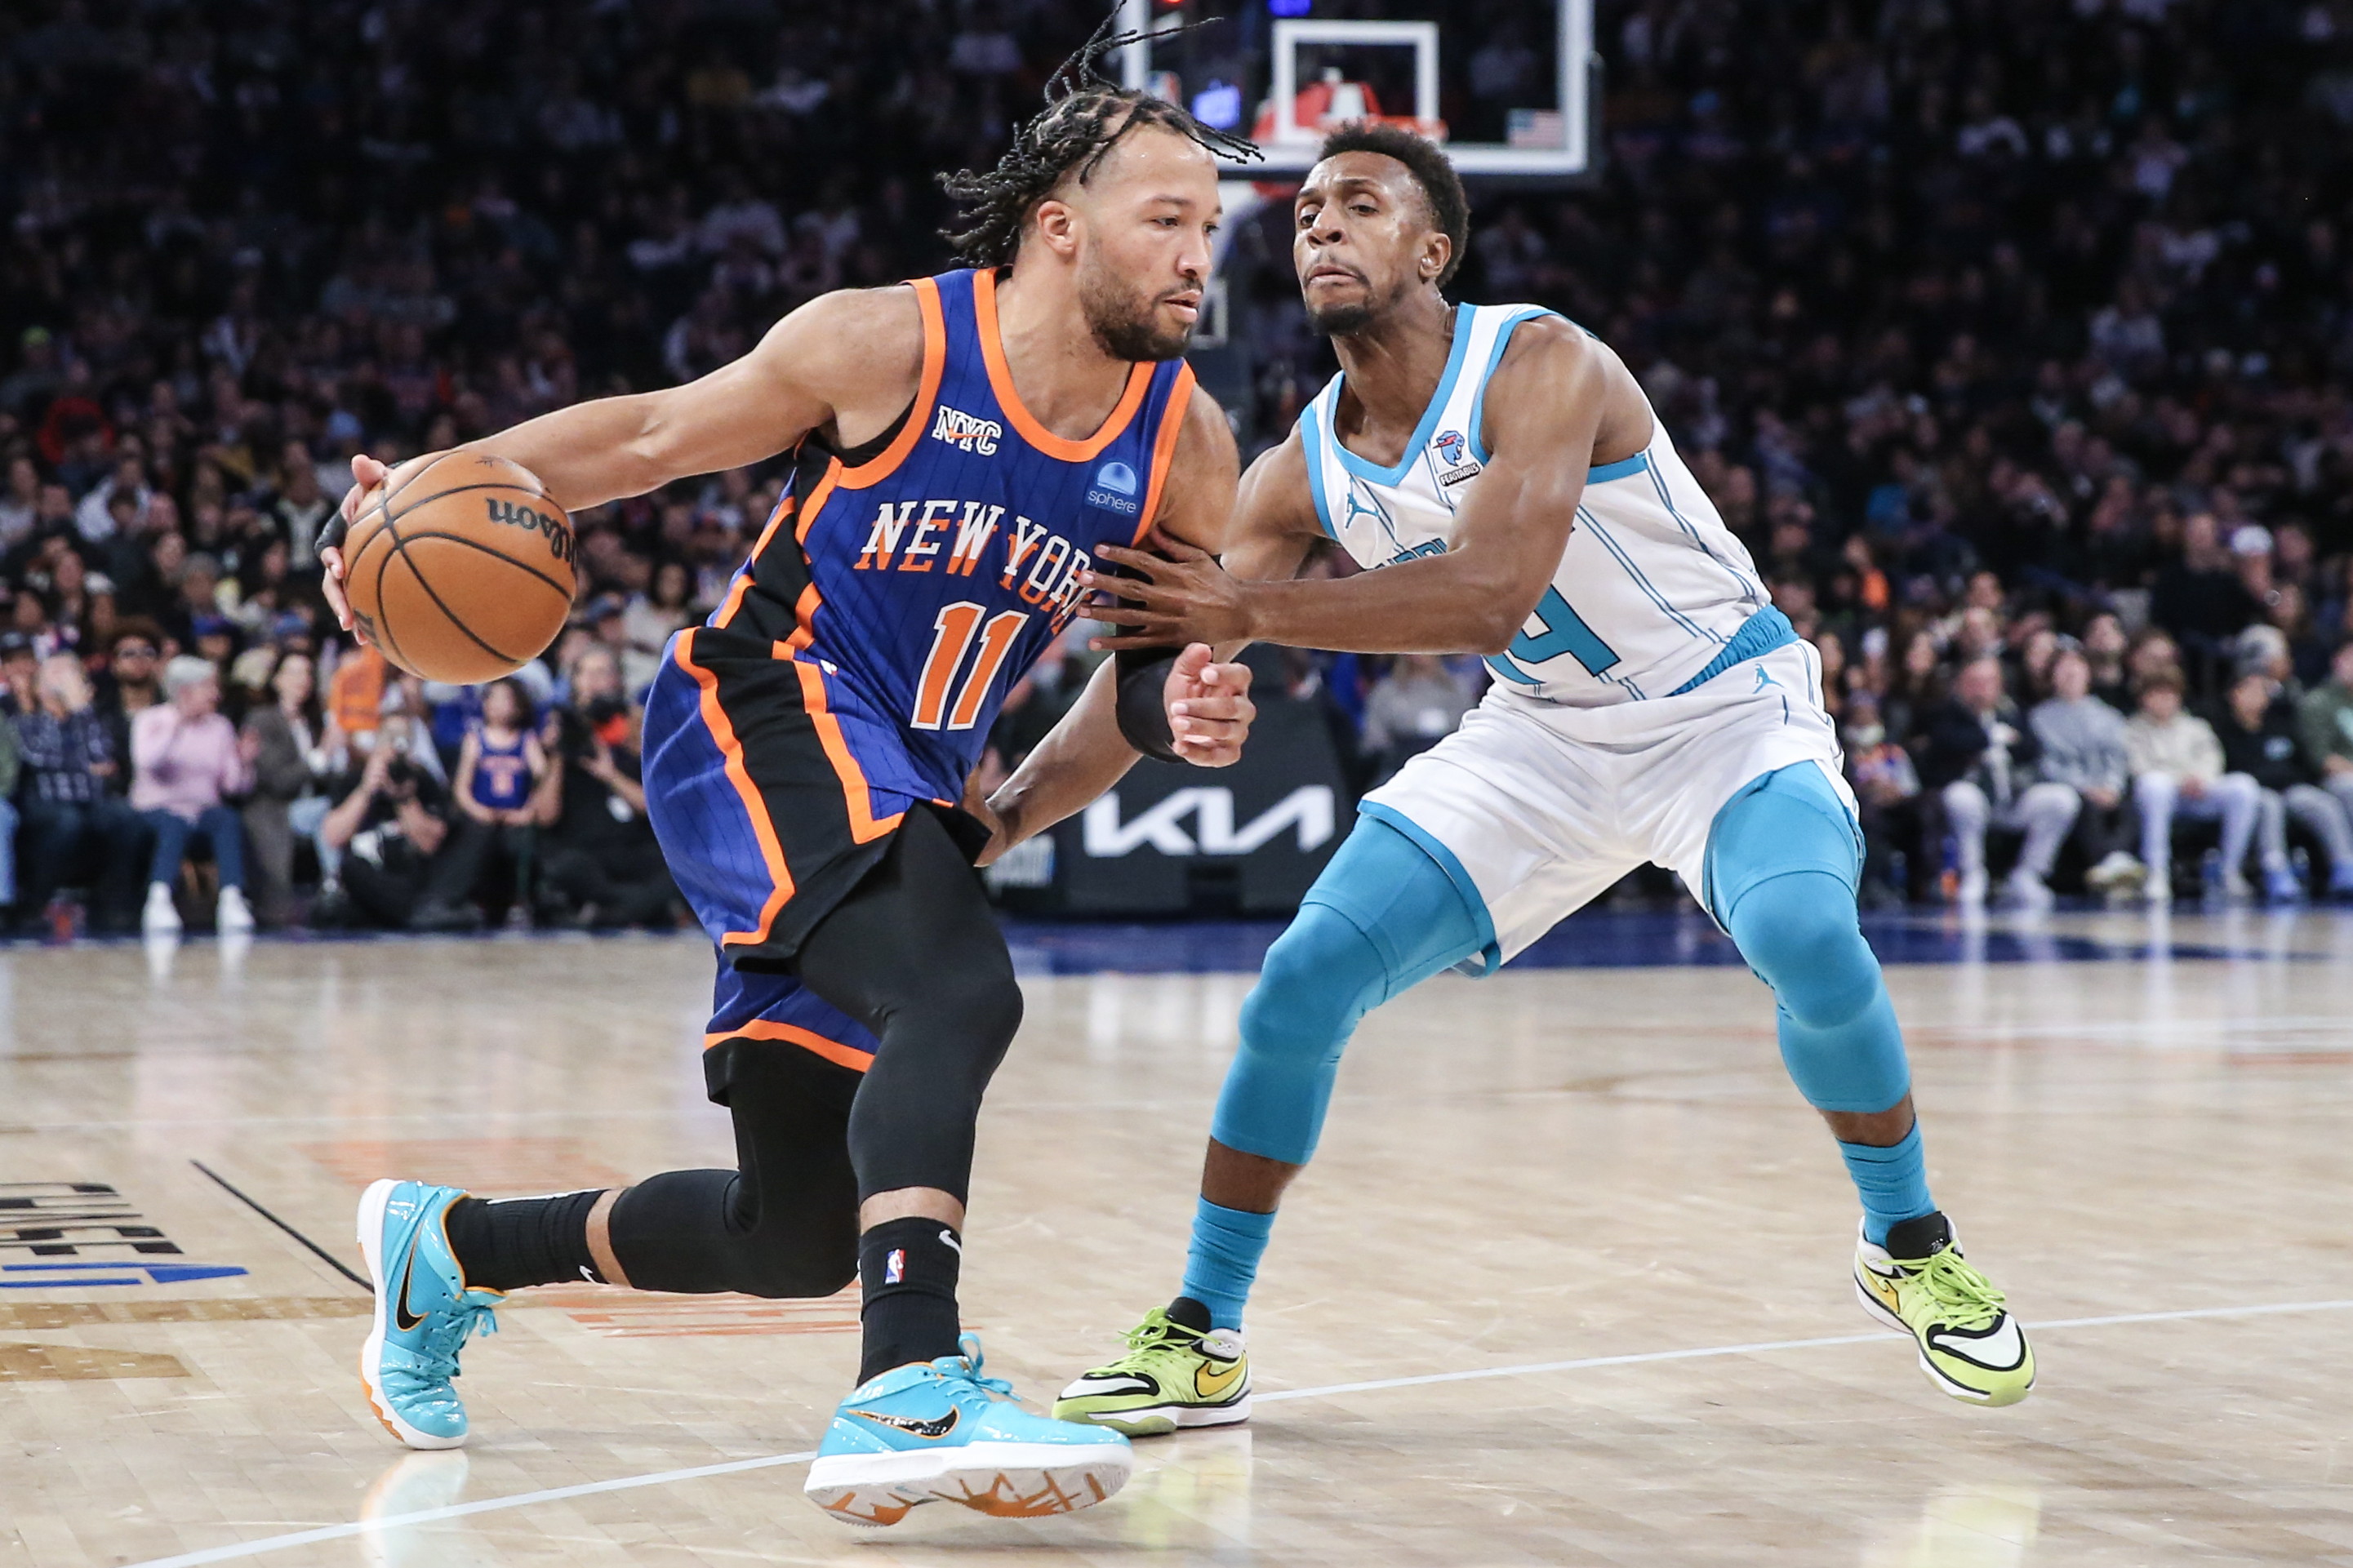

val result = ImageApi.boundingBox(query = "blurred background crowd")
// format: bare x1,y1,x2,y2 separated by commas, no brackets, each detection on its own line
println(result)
3,0,2353,934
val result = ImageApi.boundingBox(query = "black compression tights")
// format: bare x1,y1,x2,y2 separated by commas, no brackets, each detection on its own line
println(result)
604,808,1022,1297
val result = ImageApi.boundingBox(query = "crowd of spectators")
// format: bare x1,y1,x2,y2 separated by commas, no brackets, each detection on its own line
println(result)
1568,0,2353,908
0,606,683,934
1249,0,2353,909
3,0,2353,931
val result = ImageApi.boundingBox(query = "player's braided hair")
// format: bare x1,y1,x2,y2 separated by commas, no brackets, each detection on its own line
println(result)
939,10,1261,269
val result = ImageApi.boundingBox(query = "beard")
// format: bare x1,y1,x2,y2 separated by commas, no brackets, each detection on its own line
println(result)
1306,298,1377,337
1079,252,1194,362
1305,268,1406,338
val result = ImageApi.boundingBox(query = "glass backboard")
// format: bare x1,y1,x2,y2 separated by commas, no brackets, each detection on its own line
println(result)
1117,0,1594,180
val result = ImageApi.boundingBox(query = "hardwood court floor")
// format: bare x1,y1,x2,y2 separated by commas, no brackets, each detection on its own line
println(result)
3,909,2352,1566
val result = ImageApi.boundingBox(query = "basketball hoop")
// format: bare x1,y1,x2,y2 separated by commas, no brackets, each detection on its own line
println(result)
1116,0,1594,180
1250,69,1450,151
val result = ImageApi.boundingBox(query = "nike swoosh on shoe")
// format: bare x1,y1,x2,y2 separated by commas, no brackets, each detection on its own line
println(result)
852,1408,960,1440
1194,1361,1246,1399
394,1249,425,1333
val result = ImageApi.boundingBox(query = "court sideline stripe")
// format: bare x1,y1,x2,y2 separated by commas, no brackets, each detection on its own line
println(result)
1255,1295,2353,1401
118,1295,2353,1568
189,1160,371,1291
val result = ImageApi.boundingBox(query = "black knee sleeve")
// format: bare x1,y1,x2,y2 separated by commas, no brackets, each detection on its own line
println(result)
790,806,1030,1204
843,965,1022,1202
604,1039,862,1299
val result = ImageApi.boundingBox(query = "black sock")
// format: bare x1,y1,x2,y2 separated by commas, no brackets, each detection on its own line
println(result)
856,1216,963,1385
1165,1295,1212,1333
443,1191,607,1291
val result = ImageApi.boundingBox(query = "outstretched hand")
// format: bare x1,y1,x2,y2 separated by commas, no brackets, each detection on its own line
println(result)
1083,536,1255,652
318,452,389,642
320,451,445,645
1163,642,1255,767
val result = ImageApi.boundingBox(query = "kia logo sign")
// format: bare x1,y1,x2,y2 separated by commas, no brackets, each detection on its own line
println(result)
1082,786,1337,858
1013,699,1350,916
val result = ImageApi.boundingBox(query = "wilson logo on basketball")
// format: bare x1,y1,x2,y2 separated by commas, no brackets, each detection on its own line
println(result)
484,496,576,565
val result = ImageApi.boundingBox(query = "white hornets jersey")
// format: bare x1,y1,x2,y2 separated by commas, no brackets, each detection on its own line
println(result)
1300,303,1786,707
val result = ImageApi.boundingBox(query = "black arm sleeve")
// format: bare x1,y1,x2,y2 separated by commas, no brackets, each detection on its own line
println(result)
1114,648,1181,761
1102,556,1185,762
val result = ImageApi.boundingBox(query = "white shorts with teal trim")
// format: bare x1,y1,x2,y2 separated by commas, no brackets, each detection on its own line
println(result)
1361,638,1853,973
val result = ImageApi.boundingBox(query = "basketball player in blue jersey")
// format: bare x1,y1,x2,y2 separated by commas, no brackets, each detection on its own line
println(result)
312,32,1270,1526
1055,124,2035,1437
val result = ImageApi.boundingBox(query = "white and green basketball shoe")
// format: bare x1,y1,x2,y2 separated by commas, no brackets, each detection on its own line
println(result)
1853,1213,2034,1406
357,1179,503,1449
1052,1305,1251,1437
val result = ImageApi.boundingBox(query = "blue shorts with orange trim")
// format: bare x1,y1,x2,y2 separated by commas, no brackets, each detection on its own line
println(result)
705,966,878,1073
643,626,930,1069
643,628,920,964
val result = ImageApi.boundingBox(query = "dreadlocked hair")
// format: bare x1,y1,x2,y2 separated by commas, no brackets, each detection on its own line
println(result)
939,10,1260,269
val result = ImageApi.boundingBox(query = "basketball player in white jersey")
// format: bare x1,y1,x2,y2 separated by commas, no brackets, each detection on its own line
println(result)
1050,124,2034,1437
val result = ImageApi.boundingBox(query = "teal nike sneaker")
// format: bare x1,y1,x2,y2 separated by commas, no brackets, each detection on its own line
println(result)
804,1335,1133,1527
356,1179,502,1450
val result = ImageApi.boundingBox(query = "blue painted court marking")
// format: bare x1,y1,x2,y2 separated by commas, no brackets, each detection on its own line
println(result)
115,1294,2353,1568
0,1262,247,1288
11,909,2336,973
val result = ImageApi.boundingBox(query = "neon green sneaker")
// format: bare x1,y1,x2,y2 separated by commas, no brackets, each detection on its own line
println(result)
1052,1306,1250,1437
1854,1215,2034,1407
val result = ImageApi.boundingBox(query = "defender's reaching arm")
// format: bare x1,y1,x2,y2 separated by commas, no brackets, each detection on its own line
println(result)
973,384,1261,862
1084,318,1639,656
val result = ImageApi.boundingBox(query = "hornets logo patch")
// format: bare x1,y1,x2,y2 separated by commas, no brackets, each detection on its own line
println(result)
1433,428,1481,486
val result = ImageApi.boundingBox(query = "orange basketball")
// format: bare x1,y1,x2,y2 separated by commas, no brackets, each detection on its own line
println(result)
342,452,577,684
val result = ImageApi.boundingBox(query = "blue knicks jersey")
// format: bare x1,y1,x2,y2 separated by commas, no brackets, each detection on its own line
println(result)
705,267,1194,805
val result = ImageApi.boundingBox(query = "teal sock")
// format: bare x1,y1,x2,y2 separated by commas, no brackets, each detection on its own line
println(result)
1839,1124,1935,1246
1180,1197,1275,1330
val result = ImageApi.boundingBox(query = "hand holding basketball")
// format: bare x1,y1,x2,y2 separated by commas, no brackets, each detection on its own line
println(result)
323,451,579,684
318,452,393,637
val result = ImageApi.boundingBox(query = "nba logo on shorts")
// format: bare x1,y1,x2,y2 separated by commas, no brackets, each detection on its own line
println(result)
883,1249,905,1284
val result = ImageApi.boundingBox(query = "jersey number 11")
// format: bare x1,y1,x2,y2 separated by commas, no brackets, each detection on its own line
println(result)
912,602,1027,731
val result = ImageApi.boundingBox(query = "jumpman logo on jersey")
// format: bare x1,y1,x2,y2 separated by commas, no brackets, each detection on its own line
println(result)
1343,478,1408,554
